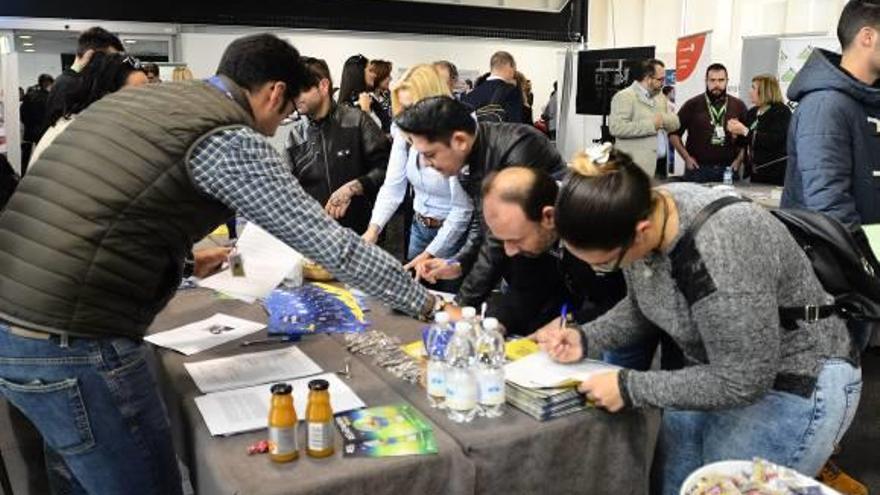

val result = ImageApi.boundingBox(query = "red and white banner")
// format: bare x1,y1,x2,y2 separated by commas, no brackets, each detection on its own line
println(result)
674,31,712,174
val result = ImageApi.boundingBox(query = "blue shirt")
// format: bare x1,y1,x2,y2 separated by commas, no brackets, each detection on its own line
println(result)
188,126,429,316
369,125,473,257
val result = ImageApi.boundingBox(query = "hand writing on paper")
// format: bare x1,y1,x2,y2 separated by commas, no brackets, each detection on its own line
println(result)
531,321,584,363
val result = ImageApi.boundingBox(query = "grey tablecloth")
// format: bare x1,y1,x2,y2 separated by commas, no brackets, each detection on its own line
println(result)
148,289,657,495
148,290,474,495
348,306,658,495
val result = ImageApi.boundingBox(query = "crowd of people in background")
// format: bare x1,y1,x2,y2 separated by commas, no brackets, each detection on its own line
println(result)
1,1,879,494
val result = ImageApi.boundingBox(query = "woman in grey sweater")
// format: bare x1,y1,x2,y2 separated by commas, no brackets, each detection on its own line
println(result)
535,145,862,495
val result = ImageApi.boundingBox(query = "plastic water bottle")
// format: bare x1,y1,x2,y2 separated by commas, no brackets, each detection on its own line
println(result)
723,166,733,186
445,321,479,423
460,306,479,342
425,312,451,409
475,317,506,418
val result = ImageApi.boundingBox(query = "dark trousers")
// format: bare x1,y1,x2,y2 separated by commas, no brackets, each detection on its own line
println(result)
682,164,727,183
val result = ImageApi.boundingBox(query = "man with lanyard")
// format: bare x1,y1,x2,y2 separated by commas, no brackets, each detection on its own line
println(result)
670,63,748,183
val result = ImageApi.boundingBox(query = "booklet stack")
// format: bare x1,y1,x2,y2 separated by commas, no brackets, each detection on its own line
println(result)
505,382,588,421
503,352,620,422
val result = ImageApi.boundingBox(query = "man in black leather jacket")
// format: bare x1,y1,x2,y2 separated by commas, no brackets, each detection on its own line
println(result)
395,96,565,282
287,57,389,234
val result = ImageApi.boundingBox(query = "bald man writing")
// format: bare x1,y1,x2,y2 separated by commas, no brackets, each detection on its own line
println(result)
452,166,626,337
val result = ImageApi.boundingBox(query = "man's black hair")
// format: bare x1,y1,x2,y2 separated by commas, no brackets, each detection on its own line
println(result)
216,34,313,101
38,74,54,88
632,59,665,82
705,63,728,78
838,0,880,50
301,57,333,89
142,62,160,77
394,96,477,143
76,27,124,57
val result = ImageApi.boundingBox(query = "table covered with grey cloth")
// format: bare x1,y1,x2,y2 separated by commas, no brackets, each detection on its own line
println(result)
148,289,657,495
341,305,658,495
148,290,474,495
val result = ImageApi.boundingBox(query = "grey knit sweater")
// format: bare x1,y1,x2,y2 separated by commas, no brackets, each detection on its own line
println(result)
584,183,854,411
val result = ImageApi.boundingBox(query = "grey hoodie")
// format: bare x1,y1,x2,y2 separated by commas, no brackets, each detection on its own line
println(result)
780,48,880,229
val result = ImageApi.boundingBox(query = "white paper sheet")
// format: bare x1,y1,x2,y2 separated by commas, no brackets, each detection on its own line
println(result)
184,346,323,393
199,223,304,302
144,314,265,356
504,351,619,389
194,372,365,436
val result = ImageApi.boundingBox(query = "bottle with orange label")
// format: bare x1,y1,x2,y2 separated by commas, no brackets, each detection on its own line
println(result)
268,383,299,462
306,379,334,458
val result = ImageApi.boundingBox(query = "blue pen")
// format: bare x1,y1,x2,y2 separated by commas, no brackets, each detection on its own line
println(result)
560,302,569,329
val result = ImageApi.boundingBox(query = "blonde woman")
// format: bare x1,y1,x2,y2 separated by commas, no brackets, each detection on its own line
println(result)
727,74,791,185
362,64,473,289
171,66,193,81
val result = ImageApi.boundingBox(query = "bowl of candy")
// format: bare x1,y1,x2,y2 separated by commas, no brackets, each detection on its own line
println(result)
681,458,841,495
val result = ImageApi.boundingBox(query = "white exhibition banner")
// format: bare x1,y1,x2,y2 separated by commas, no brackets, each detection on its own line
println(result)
777,36,839,101
673,31,713,176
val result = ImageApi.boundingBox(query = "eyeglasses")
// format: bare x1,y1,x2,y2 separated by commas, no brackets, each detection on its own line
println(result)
591,242,631,275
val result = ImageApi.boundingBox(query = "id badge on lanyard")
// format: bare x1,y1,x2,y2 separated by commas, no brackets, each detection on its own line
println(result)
707,96,727,146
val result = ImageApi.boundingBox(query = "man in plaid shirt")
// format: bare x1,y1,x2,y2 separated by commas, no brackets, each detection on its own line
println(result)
0,34,437,494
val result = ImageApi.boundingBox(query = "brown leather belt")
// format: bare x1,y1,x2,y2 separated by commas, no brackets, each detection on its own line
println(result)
414,212,444,228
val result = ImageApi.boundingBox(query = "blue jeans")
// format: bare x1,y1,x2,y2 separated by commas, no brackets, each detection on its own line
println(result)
409,219,466,293
651,359,862,495
0,324,182,495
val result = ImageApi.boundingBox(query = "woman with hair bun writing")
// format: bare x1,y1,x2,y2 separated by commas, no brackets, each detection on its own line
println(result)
534,144,862,494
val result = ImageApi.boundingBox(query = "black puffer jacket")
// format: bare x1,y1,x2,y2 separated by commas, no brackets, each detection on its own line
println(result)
452,122,566,271
287,103,390,234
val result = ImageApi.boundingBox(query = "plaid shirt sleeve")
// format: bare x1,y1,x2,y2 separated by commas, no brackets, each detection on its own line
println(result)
189,126,429,316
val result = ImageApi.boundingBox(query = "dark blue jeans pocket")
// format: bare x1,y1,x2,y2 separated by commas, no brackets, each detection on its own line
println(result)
0,376,95,455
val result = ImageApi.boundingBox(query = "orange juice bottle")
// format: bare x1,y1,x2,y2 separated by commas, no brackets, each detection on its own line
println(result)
305,379,334,458
268,383,298,462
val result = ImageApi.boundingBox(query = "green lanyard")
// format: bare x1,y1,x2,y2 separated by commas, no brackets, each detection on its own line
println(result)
705,95,727,127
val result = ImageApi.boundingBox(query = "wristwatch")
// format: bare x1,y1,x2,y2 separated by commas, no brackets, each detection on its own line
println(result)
420,294,448,322
183,252,195,278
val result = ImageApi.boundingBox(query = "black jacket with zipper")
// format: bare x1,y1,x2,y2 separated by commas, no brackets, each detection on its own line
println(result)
287,103,390,234
738,102,791,186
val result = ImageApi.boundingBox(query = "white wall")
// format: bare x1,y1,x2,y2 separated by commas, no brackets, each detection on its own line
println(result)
17,52,62,90
179,29,566,117
589,0,849,89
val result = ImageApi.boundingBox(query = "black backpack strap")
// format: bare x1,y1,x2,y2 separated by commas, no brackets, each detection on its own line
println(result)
678,195,750,249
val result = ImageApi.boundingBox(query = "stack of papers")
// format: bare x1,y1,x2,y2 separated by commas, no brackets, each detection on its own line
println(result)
199,223,304,303
503,352,619,421
144,314,265,355
195,372,365,437
184,346,321,393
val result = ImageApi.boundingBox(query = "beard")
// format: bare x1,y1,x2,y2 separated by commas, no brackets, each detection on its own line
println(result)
706,87,726,102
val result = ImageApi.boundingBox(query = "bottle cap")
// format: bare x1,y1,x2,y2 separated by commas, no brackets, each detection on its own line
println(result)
271,383,292,395
462,307,477,319
435,311,450,324
482,317,499,331
308,379,330,391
